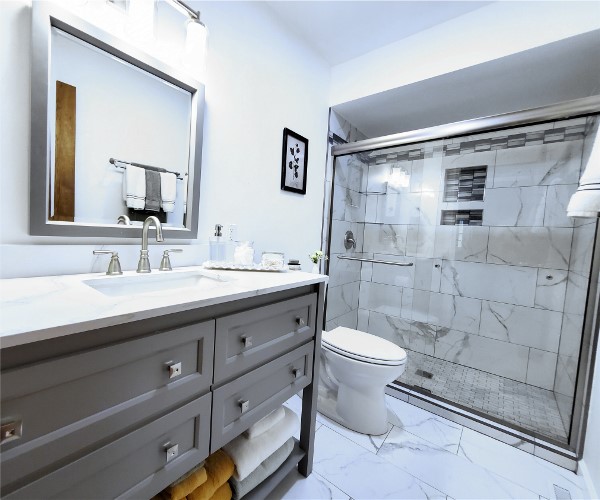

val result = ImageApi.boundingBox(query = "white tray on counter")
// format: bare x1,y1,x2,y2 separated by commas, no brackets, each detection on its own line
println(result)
202,261,287,272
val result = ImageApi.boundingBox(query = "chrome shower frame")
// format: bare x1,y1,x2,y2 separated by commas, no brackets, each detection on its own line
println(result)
325,95,600,470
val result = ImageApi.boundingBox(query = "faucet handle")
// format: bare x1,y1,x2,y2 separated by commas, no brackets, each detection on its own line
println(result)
93,250,123,275
159,249,183,271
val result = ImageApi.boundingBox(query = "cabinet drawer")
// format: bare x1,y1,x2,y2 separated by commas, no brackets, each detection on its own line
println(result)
211,342,313,451
0,320,214,494
214,293,316,382
5,393,211,500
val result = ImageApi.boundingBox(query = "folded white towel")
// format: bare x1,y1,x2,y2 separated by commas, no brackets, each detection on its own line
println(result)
122,164,146,210
223,406,299,481
244,406,285,439
160,172,177,213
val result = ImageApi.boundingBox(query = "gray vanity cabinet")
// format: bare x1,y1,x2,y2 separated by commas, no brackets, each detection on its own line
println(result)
0,282,325,499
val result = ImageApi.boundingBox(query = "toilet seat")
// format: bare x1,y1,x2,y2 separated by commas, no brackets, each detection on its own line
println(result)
322,327,407,366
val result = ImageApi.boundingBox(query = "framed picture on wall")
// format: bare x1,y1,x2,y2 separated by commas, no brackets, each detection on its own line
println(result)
281,128,308,195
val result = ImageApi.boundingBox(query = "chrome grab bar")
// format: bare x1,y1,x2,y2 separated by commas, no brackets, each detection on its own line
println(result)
336,255,414,266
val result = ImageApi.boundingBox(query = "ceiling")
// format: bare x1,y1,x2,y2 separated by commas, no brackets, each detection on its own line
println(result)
264,1,493,66
332,29,600,138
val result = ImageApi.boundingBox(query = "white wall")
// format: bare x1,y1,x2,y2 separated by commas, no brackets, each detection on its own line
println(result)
0,0,330,277
582,343,600,497
330,1,600,106
194,0,330,267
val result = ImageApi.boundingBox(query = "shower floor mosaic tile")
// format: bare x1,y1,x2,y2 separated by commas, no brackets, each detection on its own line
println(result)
272,395,588,499
397,349,568,442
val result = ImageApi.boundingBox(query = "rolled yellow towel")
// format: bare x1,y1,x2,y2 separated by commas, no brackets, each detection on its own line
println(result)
187,450,234,500
209,482,232,500
162,463,208,500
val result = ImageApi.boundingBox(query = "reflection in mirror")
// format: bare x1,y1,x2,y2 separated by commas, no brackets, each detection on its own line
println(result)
49,27,191,227
31,2,204,238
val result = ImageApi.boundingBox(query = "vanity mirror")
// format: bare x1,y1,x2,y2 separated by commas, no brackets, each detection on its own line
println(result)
30,2,204,238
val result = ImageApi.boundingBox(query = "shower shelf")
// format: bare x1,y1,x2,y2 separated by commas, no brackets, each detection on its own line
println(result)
336,255,413,266
358,191,387,195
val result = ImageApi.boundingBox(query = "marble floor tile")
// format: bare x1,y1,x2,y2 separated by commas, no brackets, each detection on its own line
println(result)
385,396,463,453
378,427,539,499
274,470,351,500
314,426,447,499
457,428,587,500
317,412,393,453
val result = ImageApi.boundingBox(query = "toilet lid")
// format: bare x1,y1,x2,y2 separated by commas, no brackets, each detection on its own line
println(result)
322,327,407,366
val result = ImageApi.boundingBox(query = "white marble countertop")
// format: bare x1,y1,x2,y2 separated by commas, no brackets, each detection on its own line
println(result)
0,266,327,349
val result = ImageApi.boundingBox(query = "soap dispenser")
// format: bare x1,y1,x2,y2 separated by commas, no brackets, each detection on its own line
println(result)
209,224,226,262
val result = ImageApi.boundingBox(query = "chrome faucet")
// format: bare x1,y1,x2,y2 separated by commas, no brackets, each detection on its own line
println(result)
137,216,164,273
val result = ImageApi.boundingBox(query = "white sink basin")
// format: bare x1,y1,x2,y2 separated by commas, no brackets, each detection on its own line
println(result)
83,270,228,298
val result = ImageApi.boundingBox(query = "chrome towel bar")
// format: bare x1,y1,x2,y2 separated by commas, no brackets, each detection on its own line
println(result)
336,255,413,266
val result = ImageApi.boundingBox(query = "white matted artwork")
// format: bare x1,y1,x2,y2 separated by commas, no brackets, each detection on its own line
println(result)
281,127,308,194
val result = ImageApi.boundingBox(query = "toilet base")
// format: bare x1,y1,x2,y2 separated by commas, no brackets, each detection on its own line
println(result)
317,382,390,436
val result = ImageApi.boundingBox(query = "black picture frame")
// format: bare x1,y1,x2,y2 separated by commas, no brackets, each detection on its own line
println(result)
281,128,308,195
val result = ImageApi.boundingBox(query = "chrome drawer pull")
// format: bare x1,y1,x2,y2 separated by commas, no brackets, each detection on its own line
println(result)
292,368,301,379
295,317,306,327
240,335,253,348
166,361,182,379
239,400,250,414
1,420,22,444
164,442,179,463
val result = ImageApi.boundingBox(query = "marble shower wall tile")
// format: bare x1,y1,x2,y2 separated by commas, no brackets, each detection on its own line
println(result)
428,292,482,334
364,195,378,223
331,185,366,223
358,281,403,318
493,140,583,188
544,184,578,227
554,353,579,398
558,313,584,358
357,308,370,331
413,258,442,292
363,223,407,255
330,221,364,254
375,192,421,225
563,271,589,316
487,227,573,270
327,252,362,287
434,328,529,382
334,154,367,192
482,186,547,227
526,348,558,390
555,392,574,437
368,311,436,355
326,281,360,321
325,308,358,332
479,301,562,352
534,269,568,311
434,225,489,263
569,222,597,277
440,260,537,307
370,254,415,288
416,155,443,192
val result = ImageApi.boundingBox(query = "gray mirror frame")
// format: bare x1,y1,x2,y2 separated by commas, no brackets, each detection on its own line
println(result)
30,2,204,239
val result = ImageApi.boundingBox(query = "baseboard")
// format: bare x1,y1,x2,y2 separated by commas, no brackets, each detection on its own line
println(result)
578,459,599,500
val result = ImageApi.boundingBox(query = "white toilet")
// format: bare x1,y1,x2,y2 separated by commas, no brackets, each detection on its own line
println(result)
317,326,407,435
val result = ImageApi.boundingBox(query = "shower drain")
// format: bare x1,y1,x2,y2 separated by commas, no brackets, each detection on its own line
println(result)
415,369,434,379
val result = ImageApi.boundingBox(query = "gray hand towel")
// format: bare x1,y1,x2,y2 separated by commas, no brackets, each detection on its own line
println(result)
144,170,161,212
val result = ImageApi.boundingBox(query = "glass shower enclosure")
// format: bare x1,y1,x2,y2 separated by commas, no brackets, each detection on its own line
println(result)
325,107,599,450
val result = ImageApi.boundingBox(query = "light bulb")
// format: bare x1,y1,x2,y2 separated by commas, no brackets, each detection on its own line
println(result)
183,19,208,82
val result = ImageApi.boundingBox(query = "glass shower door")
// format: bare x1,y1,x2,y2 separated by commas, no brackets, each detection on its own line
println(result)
326,116,598,445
